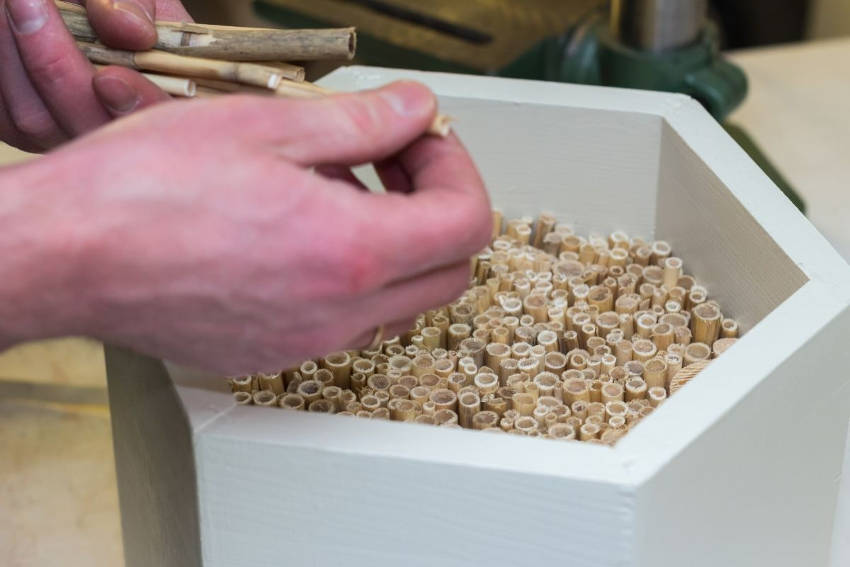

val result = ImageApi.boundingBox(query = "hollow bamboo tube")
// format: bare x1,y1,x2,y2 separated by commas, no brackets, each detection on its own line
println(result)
537,330,559,353
231,375,253,393
533,372,559,398
233,391,253,405
415,414,436,425
512,393,536,417
429,389,458,412
563,378,590,404
712,338,738,358
632,339,657,363
420,326,442,350
320,385,343,411
94,64,197,96
279,393,305,410
472,410,499,430
691,303,722,344
433,409,459,425
647,386,667,407
651,322,675,351
458,391,481,428
298,361,318,381
587,287,613,313
624,378,648,401
418,374,443,390
482,395,509,417
642,358,667,390
586,402,606,420
683,342,712,366
614,340,633,365
408,385,432,408
57,1,356,61
371,408,390,420
533,213,557,249
721,318,739,338
474,372,500,396
446,323,472,351
579,423,600,441
484,342,511,371
366,374,391,393
313,368,334,389
308,399,336,413
674,325,693,346
601,382,625,403
360,394,382,412
258,371,287,395
604,401,628,421
548,423,577,440
523,294,548,323
321,351,352,389
296,380,322,404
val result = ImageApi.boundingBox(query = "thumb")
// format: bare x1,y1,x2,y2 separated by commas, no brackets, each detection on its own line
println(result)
84,0,157,50
235,81,438,167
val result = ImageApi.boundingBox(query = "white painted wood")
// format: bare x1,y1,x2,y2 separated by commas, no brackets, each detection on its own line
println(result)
105,67,850,567
831,421,850,567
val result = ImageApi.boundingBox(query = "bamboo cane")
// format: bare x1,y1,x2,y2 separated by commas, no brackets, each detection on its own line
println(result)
56,0,354,62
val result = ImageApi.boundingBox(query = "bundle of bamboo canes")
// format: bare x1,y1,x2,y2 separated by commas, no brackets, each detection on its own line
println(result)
56,0,451,137
228,211,741,445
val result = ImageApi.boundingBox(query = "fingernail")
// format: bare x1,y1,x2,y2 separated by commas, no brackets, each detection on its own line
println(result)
379,81,433,117
113,0,153,25
93,75,140,114
5,0,48,34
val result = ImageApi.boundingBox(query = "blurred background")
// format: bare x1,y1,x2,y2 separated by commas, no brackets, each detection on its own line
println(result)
2,1,849,565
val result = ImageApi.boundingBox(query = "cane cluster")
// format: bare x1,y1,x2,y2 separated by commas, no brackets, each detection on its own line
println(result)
229,212,740,444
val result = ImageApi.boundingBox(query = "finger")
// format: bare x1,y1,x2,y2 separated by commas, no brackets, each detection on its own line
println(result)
227,81,437,166
346,260,470,345
314,164,369,191
0,92,38,152
0,1,67,149
84,0,157,50
374,158,412,193
92,66,171,117
7,0,112,135
352,134,492,282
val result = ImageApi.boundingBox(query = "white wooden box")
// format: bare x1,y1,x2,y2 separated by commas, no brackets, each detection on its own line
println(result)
105,67,850,567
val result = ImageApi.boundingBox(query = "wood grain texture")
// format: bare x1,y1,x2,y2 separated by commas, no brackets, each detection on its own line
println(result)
655,121,807,332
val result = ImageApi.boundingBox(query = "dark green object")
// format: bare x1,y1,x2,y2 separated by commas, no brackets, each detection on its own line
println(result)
504,12,746,122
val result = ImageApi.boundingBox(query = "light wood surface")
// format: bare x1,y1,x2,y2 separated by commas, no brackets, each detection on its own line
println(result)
728,38,850,260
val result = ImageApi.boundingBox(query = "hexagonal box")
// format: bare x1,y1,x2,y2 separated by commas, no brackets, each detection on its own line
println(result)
105,67,850,567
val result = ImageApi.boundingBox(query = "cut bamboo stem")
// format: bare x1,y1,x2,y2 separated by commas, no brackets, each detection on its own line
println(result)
78,42,283,89
56,1,355,62
94,64,196,96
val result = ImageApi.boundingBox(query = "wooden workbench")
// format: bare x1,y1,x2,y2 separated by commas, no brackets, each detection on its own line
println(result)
728,38,850,260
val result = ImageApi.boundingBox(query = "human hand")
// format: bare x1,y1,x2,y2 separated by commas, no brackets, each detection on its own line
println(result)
9,81,492,374
0,0,191,152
